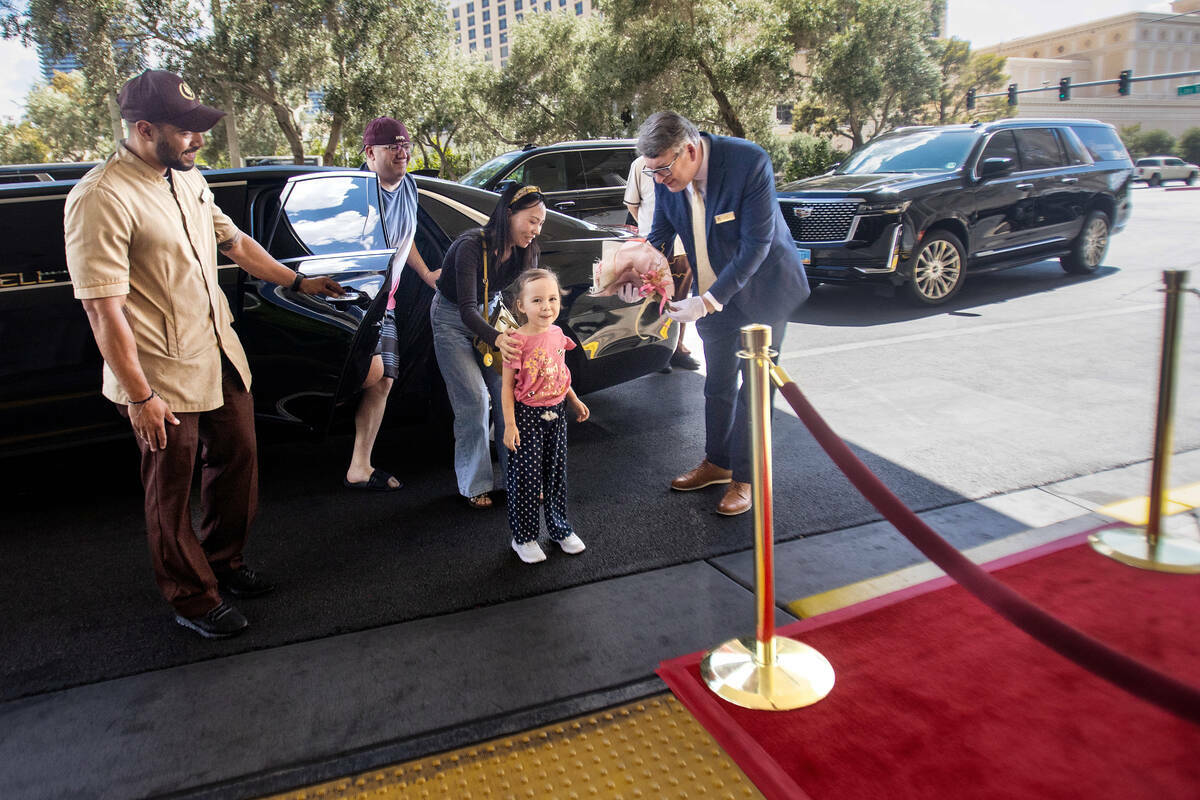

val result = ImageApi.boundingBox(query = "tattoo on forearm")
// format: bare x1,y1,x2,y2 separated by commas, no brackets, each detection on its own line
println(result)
217,232,241,253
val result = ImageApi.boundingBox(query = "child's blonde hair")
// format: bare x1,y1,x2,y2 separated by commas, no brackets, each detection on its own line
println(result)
511,268,563,323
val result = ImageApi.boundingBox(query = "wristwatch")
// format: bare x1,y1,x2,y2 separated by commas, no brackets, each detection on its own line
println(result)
290,272,305,292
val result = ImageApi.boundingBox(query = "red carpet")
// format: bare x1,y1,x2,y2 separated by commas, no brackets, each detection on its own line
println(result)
658,533,1200,799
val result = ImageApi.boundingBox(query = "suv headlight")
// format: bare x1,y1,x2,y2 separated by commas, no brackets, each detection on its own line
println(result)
857,200,911,215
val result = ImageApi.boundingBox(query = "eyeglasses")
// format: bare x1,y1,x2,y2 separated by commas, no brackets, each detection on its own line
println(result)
641,150,682,178
374,142,412,154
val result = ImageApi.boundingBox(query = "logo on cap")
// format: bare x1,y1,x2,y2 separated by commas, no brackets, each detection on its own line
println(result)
179,81,197,101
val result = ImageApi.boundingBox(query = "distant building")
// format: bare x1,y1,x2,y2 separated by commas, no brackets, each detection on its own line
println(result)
35,41,81,82
446,0,597,68
978,0,1200,137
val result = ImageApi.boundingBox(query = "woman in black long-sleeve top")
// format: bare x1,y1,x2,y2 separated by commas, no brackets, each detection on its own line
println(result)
430,182,547,509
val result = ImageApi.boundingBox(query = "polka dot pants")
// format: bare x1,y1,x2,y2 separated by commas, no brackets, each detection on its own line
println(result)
507,400,574,544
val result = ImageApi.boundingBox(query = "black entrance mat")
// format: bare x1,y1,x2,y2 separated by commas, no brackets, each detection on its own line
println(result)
0,370,962,701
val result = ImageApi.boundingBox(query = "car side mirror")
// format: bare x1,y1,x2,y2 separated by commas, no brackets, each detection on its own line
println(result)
978,157,1013,179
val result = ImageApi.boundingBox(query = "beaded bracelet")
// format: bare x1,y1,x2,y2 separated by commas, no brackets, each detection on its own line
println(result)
129,389,156,406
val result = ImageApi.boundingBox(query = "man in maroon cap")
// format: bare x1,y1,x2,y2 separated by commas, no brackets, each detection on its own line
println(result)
342,116,439,492
64,70,344,639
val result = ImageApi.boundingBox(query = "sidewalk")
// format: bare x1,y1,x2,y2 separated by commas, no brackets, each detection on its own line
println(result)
2,452,1197,800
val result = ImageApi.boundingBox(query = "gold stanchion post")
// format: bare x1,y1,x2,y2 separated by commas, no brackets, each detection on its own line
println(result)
700,324,836,710
1090,270,1200,573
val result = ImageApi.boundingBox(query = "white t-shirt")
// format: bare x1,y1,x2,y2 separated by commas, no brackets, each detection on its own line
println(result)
624,156,685,256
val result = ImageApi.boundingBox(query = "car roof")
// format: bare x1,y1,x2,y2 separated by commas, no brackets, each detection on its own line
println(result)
517,139,636,152
888,118,1114,137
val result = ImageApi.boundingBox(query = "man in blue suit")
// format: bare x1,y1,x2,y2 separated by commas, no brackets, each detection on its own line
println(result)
633,111,810,515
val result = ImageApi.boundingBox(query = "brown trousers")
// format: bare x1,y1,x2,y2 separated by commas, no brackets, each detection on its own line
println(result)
120,361,258,617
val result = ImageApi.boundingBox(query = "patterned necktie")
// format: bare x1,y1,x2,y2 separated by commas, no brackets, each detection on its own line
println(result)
688,182,718,294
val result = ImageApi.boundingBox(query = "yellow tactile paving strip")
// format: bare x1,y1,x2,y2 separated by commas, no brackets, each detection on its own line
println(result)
787,523,1084,619
261,695,764,800
788,483,1200,619
1094,481,1200,526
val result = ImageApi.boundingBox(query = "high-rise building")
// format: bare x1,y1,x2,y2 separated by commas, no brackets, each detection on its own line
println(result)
446,0,597,68
35,40,81,82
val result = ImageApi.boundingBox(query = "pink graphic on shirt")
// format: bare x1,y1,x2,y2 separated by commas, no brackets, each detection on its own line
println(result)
504,327,577,407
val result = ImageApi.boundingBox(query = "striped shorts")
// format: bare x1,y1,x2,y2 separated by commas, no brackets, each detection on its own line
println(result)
373,309,400,379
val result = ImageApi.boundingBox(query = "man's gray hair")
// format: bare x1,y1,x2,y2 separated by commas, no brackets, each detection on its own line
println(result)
636,112,701,159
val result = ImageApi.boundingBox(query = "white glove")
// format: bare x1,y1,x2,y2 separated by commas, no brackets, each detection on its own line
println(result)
616,282,640,304
666,295,709,323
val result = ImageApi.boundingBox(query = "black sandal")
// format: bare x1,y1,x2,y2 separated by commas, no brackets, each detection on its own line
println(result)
344,469,402,491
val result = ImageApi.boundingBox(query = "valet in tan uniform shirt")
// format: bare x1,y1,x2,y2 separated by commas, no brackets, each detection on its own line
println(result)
64,70,344,639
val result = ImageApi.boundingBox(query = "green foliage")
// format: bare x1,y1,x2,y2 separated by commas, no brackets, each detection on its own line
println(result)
803,0,942,147
24,72,113,160
470,13,621,145
1178,127,1200,165
1119,124,1176,160
0,0,982,179
920,37,1010,125
0,121,49,164
782,133,838,181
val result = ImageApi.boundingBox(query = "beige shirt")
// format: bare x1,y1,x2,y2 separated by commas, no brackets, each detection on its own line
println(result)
624,156,685,256
64,145,253,412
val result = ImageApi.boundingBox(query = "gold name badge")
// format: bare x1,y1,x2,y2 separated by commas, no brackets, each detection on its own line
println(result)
714,212,736,224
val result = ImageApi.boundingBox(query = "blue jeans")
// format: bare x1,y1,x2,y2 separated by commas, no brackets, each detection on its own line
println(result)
430,291,508,498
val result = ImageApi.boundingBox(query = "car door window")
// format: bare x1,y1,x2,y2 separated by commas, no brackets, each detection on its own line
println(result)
1073,127,1129,163
1165,158,1184,167
1057,128,1091,166
980,130,1019,170
580,148,635,189
274,175,387,258
507,153,585,193
1014,129,1065,171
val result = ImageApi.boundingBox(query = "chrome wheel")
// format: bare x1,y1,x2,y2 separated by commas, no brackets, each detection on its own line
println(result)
1061,210,1110,275
1080,216,1109,268
912,239,963,302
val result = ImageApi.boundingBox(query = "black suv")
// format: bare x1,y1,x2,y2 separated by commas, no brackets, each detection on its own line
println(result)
460,140,637,227
0,166,671,456
778,118,1133,304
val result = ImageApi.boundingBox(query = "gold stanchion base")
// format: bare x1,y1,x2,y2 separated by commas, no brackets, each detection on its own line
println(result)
701,635,835,711
1089,527,1200,574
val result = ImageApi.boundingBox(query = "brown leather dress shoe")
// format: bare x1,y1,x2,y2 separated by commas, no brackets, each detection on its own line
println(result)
671,459,733,491
716,481,752,516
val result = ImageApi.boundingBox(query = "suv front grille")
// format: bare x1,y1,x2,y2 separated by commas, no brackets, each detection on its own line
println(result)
780,200,859,243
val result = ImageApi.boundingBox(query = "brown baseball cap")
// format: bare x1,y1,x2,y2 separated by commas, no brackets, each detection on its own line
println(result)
117,70,226,132
361,117,410,152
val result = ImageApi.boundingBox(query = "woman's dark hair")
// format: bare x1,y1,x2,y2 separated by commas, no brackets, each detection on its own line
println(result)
481,181,545,271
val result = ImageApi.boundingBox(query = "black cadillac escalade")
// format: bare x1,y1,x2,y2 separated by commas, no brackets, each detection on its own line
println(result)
0,166,669,456
778,118,1133,304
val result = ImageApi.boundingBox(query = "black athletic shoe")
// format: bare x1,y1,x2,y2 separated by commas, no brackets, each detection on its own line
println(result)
175,602,249,639
214,564,276,598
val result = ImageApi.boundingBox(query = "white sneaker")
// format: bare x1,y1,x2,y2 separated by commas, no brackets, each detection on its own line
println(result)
512,539,547,563
557,533,586,554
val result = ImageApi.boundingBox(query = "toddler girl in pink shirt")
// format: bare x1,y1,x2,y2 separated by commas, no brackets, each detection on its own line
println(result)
502,268,590,563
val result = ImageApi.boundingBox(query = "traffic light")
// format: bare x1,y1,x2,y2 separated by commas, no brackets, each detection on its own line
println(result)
966,88,976,111
1007,84,1018,106
1118,69,1132,96
1059,77,1071,101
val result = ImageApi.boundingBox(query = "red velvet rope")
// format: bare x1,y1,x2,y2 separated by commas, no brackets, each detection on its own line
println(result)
777,379,1200,726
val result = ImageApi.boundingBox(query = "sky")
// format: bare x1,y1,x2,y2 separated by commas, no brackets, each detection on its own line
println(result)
0,0,1183,121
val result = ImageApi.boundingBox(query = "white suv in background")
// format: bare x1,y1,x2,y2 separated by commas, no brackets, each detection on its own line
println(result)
1134,156,1199,186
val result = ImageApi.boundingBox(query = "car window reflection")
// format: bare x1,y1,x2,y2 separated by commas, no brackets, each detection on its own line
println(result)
283,176,387,255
